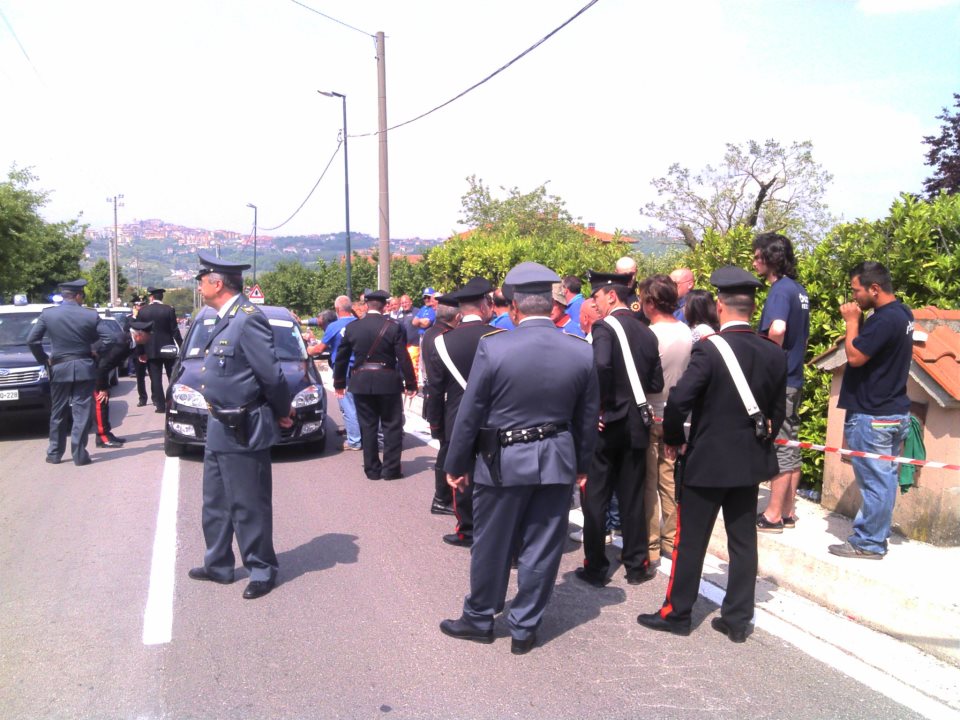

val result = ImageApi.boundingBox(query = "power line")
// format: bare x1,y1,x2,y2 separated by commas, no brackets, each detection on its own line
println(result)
0,7,41,78
350,0,602,138
286,0,374,38
257,138,343,232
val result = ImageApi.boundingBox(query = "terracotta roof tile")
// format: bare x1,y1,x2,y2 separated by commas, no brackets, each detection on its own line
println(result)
914,325,960,401
913,306,960,321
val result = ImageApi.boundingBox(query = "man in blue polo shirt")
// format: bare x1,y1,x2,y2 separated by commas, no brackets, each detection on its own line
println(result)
830,261,913,560
753,232,810,534
313,295,361,450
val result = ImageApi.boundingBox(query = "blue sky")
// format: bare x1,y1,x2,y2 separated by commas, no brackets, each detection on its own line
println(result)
1,0,958,241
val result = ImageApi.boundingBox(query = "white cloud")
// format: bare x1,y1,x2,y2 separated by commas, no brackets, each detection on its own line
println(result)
857,0,960,15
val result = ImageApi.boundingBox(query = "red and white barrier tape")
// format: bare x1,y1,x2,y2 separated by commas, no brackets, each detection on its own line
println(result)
774,438,960,471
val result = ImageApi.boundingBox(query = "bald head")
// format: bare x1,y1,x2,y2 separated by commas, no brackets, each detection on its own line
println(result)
670,267,695,298
615,256,638,276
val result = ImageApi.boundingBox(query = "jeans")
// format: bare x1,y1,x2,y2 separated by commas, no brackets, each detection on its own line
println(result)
339,391,362,448
844,412,910,554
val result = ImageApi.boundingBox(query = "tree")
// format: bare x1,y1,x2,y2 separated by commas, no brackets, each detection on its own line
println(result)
922,93,960,198
83,259,129,306
0,166,87,302
643,140,834,250
459,175,579,237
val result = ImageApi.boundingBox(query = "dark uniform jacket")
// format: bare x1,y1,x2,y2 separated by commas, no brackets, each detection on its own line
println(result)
663,325,787,488
333,312,416,395
28,301,110,382
93,320,136,391
199,295,291,453
421,318,456,438
445,317,600,487
136,301,183,359
590,307,664,447
424,318,489,441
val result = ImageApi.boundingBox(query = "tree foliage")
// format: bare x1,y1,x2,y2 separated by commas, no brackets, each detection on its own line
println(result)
643,140,834,250
0,166,87,302
922,92,960,198
83,259,130,306
459,175,578,237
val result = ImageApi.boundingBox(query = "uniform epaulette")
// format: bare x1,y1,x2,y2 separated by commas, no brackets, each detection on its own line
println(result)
481,328,506,339
564,333,590,343
240,304,256,314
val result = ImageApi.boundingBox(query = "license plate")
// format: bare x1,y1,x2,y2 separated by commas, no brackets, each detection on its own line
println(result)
0,389,19,401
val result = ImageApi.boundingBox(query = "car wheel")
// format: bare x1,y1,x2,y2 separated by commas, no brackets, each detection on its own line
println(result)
164,435,185,457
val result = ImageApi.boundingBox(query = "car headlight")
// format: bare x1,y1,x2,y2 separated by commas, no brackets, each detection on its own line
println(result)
291,384,321,408
171,383,207,410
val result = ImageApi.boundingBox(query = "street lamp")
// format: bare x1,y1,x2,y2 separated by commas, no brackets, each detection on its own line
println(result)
318,90,352,300
246,202,258,284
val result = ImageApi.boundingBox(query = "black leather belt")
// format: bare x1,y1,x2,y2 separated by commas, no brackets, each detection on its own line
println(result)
498,423,569,447
357,362,391,371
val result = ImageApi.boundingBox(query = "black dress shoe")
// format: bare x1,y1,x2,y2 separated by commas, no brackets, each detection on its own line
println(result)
242,580,275,599
137,400,148,407
188,566,234,584
625,566,658,585
108,434,126,443
636,611,691,636
382,472,404,480
439,618,493,644
711,616,748,643
45,456,61,465
75,456,93,466
442,533,473,548
430,499,455,516
511,635,536,655
95,439,124,448
574,567,608,588
154,406,166,414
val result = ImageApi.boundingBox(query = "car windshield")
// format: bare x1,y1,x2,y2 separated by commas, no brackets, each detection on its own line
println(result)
181,314,306,361
0,312,42,348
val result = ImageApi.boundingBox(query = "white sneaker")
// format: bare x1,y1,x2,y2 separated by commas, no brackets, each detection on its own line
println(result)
569,528,584,543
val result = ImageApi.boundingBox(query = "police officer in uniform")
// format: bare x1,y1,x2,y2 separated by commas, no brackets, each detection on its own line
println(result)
421,291,461,515
576,270,663,588
130,297,149,405
136,286,183,413
440,262,599,655
333,289,417,480
186,252,293,600
93,319,153,447
423,277,493,544
637,267,786,641
28,279,115,466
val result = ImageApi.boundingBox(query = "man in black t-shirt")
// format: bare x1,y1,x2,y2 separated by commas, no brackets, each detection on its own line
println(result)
830,261,913,560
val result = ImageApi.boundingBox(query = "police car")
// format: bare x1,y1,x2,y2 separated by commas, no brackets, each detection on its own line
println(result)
0,297,53,416
163,304,327,456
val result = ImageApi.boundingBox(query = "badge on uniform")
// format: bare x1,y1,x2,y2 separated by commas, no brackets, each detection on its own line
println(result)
219,340,229,345
241,305,255,315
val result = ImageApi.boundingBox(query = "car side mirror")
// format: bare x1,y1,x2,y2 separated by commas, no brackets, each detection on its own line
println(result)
159,344,179,359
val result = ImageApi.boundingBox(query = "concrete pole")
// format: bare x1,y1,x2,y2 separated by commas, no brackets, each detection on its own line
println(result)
376,31,390,292
110,196,119,306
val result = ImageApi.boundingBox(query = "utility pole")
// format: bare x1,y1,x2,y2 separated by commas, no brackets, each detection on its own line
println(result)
105,194,123,306
376,31,390,292
246,203,258,283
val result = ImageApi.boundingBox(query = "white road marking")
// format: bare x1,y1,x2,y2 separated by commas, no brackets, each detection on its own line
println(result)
142,456,180,646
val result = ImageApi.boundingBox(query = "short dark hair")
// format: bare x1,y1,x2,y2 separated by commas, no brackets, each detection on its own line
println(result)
684,289,719,331
718,292,755,315
752,232,797,279
492,289,510,308
513,291,552,316
366,298,386,312
318,309,338,329
562,275,581,294
849,261,893,293
221,273,244,293
638,274,678,314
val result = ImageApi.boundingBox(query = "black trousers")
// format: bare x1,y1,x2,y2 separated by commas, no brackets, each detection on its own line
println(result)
147,358,174,409
434,439,453,505
658,484,759,629
354,392,404,479
583,419,648,578
135,359,148,403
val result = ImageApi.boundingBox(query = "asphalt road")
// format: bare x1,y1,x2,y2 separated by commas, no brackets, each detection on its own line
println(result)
0,379,944,720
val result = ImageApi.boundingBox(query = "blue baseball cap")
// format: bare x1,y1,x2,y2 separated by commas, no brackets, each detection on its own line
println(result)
422,287,436,297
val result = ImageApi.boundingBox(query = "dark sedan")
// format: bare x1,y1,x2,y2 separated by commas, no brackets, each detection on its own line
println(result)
163,304,327,457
